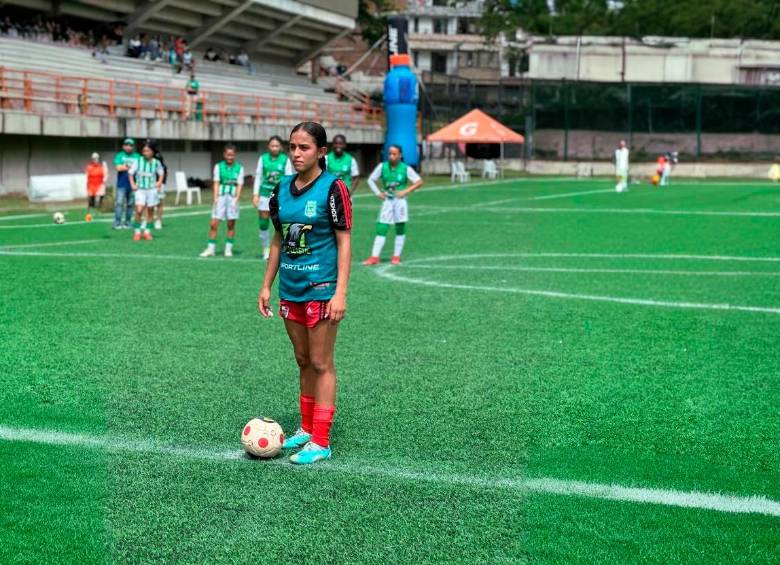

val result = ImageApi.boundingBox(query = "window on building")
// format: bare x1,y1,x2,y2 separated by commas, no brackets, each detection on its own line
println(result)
413,18,418,33
465,52,475,67
431,52,447,74
413,51,419,68
433,18,447,34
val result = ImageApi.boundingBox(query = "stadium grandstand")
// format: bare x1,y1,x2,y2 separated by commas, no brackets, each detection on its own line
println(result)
0,0,382,193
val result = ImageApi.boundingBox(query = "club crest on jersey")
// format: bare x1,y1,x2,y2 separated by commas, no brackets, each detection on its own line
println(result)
304,200,317,218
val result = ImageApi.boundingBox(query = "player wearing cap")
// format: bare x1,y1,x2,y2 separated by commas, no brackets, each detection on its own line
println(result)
113,138,140,229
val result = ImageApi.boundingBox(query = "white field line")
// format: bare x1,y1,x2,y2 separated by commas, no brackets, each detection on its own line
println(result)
373,265,780,315
404,264,780,277
0,178,523,230
0,212,50,221
530,188,616,200
0,239,103,250
413,206,780,218
1,424,778,518
0,250,258,263
403,252,780,263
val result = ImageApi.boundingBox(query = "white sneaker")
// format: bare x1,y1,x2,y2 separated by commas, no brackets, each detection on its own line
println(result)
199,247,215,257
263,246,270,260
224,247,233,257
154,219,162,230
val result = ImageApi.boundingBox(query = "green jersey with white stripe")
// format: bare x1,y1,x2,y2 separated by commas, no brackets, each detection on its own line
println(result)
217,160,243,196
134,157,161,190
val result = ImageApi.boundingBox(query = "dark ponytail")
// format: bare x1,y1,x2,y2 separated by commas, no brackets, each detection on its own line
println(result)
290,121,327,171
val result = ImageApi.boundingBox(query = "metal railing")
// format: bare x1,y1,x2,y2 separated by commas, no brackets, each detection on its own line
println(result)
0,66,384,129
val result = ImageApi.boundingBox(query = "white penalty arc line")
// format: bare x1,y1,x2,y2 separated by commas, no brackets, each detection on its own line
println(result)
403,264,780,277
1,425,777,518
373,261,780,315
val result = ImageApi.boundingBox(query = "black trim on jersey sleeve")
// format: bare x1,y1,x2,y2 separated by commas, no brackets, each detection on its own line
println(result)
269,183,282,232
328,179,352,231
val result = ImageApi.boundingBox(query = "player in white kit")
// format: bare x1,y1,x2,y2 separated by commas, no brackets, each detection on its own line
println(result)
614,139,629,193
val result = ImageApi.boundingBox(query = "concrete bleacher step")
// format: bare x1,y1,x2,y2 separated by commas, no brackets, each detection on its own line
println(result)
0,38,336,103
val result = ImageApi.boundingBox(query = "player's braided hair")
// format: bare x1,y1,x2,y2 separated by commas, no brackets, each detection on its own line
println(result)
290,121,327,171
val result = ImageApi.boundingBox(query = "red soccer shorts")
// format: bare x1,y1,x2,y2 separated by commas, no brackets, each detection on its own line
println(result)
279,299,329,328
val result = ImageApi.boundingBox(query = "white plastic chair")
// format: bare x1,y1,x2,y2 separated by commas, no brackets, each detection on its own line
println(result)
451,161,471,183
174,171,202,205
482,160,499,179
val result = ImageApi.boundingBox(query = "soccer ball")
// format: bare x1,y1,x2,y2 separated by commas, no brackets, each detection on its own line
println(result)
52,212,65,224
651,174,660,185
85,213,93,222
241,417,284,458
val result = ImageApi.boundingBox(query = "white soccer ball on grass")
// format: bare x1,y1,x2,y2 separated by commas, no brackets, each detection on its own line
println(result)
52,212,65,224
241,417,284,458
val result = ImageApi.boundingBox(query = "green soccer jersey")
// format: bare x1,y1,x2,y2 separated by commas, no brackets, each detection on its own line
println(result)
214,160,244,196
114,151,140,189
257,153,289,197
132,157,161,190
326,152,355,189
381,161,409,198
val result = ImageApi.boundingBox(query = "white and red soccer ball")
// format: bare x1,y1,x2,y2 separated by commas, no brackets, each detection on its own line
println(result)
241,417,284,458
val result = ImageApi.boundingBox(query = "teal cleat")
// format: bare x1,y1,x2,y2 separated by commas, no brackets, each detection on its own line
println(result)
282,428,311,450
289,442,331,465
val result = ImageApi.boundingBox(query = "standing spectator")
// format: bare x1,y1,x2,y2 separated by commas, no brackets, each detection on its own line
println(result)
185,74,200,119
182,48,194,73
85,152,107,215
113,138,140,229
236,49,252,74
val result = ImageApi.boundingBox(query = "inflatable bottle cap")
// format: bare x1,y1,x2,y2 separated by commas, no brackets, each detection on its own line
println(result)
389,54,411,67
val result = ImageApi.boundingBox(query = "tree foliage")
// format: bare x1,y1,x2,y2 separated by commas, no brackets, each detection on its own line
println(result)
481,0,780,40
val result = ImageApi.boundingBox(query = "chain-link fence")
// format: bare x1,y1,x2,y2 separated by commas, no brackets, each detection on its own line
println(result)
420,73,780,161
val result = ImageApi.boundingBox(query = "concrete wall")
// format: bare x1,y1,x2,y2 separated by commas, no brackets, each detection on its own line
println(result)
0,113,384,145
524,37,780,85
0,133,383,195
533,129,780,160
422,158,775,179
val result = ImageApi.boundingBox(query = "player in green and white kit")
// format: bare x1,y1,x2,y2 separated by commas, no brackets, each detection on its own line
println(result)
253,136,293,260
128,141,163,241
363,145,423,265
326,134,360,194
200,144,244,257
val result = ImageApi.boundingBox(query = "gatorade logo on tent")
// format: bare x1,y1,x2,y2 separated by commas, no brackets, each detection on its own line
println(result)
459,122,478,137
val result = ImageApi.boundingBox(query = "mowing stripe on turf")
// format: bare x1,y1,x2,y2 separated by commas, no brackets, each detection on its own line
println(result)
1,424,778,518
529,189,616,200
403,252,780,263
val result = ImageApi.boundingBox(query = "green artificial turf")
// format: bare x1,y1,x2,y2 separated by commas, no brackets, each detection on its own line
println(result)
1,176,778,563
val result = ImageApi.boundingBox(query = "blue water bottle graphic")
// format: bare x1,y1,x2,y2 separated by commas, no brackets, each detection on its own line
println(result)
383,54,419,167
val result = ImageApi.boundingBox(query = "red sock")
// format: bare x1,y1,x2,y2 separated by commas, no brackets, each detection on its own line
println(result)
299,395,315,434
312,404,336,448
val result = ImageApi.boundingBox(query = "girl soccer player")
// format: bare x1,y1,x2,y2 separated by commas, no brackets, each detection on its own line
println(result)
257,121,352,465
128,141,164,241
253,136,293,260
362,145,423,266
200,144,244,257
326,134,360,193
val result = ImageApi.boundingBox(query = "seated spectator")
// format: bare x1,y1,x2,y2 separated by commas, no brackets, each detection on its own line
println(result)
204,47,219,62
127,35,142,58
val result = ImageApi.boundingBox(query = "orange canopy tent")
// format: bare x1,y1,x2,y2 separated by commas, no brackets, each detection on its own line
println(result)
425,109,524,177
426,109,524,144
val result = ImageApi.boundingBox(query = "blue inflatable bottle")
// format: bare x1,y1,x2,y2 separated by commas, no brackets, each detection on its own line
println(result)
383,54,419,167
